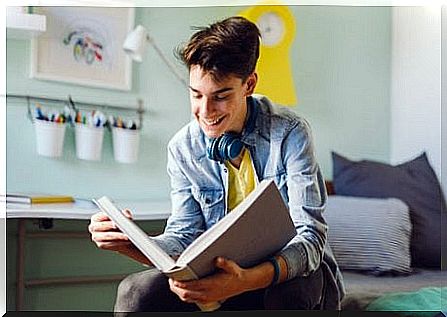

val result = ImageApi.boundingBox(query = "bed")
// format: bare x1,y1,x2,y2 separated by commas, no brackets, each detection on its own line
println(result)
341,269,446,311
323,152,447,314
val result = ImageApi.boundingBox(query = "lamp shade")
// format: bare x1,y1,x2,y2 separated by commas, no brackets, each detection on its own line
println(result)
123,24,148,63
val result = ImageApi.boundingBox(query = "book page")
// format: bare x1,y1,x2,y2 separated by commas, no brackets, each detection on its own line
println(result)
95,197,221,312
176,179,272,267
93,196,176,272
177,181,262,265
176,179,296,278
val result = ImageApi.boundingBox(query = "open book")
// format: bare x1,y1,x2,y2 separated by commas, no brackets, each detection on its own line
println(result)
93,179,296,311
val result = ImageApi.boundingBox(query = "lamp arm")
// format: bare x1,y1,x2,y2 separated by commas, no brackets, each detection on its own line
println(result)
147,36,189,88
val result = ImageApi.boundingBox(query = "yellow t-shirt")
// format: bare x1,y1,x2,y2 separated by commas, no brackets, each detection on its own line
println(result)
225,148,256,211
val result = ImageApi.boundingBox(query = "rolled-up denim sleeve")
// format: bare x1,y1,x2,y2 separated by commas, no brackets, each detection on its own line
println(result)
151,141,206,258
277,119,328,280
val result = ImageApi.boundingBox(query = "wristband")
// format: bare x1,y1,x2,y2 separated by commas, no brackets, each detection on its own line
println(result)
267,257,280,287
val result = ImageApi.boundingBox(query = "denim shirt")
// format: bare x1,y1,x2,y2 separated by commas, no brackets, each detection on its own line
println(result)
152,94,345,307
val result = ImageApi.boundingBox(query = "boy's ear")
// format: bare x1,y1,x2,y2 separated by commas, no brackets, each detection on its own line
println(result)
245,72,258,96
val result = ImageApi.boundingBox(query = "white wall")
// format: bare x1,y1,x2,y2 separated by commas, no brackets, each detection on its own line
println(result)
390,6,442,189
442,5,447,194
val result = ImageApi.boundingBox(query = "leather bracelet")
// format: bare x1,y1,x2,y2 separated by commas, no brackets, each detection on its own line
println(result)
267,257,280,287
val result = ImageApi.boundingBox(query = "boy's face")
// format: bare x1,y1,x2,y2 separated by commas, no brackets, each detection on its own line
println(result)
189,65,257,139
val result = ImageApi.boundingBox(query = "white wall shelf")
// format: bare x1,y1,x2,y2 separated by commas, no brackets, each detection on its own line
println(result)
6,11,46,40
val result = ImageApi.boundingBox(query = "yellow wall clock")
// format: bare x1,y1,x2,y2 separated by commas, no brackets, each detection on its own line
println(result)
239,3,297,106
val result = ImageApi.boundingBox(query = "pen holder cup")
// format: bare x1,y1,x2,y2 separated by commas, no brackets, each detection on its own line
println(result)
75,123,104,161
112,127,140,164
34,119,67,158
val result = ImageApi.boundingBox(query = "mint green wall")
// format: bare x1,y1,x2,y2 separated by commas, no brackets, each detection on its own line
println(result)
7,6,391,200
292,6,391,179
6,6,391,311
6,6,241,200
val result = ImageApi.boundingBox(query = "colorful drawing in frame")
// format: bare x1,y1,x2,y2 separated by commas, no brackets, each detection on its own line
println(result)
30,7,134,91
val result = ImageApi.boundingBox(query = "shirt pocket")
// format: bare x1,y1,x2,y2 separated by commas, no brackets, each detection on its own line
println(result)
192,188,225,228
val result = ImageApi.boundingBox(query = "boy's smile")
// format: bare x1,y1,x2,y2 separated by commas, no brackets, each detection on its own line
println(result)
189,65,257,138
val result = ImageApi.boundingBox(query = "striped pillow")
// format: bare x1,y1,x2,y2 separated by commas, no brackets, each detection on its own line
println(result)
325,196,412,275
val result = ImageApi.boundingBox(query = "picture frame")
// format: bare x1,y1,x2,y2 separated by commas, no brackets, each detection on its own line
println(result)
30,7,135,91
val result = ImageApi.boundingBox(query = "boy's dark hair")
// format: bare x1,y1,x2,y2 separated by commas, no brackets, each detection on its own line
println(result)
177,16,260,82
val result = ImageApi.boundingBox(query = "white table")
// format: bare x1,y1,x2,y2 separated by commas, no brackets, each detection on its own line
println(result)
6,198,171,311
6,198,171,220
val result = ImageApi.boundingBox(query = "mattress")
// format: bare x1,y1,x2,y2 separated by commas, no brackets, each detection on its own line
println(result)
341,269,447,310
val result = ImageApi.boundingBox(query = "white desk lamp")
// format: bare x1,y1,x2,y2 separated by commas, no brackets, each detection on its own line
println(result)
123,25,188,88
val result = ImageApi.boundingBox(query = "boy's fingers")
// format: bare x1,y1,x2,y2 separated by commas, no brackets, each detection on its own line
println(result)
88,220,120,233
92,231,129,242
90,211,110,222
122,209,133,219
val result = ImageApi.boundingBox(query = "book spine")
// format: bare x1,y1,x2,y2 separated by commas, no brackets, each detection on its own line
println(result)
165,266,198,281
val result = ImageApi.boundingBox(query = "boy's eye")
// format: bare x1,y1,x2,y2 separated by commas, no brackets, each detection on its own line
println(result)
214,95,228,101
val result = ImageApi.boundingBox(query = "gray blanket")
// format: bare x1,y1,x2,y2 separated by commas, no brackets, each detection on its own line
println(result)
341,269,447,310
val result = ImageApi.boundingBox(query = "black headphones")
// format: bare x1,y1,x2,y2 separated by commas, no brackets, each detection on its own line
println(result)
207,96,258,162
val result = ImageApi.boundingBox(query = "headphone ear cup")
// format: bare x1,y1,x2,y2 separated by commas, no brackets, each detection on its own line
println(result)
207,132,245,162
207,137,219,161
219,133,244,161
225,138,244,160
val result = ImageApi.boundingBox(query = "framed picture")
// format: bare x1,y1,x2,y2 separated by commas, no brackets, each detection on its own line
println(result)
30,7,135,91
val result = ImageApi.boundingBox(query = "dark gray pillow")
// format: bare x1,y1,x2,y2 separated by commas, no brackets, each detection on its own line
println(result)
325,196,412,275
331,151,447,269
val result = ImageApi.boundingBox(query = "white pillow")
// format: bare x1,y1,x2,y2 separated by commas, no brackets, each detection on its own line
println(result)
325,196,412,275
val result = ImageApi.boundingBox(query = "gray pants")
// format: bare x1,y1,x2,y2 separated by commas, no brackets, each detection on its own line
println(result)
113,266,324,314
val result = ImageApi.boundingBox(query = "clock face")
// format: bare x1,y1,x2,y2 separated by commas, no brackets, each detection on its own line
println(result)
256,12,285,47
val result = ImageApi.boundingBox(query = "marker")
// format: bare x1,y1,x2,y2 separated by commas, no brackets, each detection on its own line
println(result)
87,113,94,126
35,103,46,120
116,117,123,128
108,115,115,128
93,111,105,127
99,112,106,127
63,106,73,123
35,108,45,120
76,111,81,123
125,119,134,130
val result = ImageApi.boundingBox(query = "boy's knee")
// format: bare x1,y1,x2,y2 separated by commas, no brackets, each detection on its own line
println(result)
114,269,166,313
264,266,324,310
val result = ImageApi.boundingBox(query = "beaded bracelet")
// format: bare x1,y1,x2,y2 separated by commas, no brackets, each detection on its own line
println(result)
267,257,280,287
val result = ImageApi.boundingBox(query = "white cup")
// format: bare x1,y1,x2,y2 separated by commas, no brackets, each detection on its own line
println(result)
34,119,67,158
112,127,140,164
75,123,104,161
